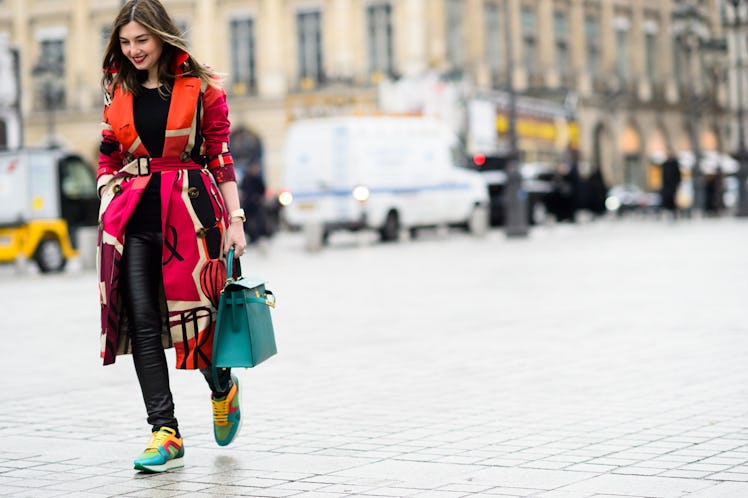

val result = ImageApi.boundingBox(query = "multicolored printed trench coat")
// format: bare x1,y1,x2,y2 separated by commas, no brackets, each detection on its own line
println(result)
97,73,236,369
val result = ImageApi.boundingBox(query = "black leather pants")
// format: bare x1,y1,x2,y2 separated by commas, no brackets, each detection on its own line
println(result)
122,230,231,434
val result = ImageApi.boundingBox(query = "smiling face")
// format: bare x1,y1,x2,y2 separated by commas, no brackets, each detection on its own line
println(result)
119,21,163,81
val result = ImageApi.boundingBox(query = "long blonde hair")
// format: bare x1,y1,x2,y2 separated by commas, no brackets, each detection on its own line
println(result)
101,0,219,96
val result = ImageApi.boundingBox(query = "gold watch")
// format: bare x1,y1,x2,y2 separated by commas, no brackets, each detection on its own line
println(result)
229,208,246,222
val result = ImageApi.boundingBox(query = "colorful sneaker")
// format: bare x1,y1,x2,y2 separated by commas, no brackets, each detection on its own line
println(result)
133,427,184,473
212,375,242,446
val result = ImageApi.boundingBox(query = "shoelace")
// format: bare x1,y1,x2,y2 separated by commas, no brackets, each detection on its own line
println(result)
145,429,178,453
212,397,229,426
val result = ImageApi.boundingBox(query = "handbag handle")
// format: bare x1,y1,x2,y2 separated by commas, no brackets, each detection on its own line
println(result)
214,246,237,393
225,247,236,281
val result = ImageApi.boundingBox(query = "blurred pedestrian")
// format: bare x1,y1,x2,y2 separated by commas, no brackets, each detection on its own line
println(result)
97,0,246,473
704,166,724,217
551,149,580,222
660,151,681,219
586,167,608,216
240,161,268,246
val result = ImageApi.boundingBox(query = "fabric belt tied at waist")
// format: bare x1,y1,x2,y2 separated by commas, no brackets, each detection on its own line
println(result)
114,157,206,179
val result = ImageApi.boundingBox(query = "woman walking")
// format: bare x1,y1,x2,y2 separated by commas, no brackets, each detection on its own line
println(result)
97,0,247,472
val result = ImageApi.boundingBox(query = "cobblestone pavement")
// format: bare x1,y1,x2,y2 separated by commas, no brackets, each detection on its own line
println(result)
2,217,748,497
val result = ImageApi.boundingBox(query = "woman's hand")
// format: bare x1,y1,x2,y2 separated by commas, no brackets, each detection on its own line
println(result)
217,180,247,257
223,220,247,257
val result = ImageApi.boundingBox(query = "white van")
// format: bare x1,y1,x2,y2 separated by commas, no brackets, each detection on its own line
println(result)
280,116,489,246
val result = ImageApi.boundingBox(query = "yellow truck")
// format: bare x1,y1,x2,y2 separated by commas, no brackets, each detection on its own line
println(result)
0,149,98,272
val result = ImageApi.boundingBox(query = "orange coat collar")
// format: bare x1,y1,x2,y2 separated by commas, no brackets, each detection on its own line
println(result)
107,76,202,159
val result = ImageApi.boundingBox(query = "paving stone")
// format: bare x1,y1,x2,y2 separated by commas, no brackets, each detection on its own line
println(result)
467,468,594,490
362,487,422,497
273,481,329,492
472,486,543,497
550,474,716,496
685,481,748,497
707,472,748,482
6,489,72,498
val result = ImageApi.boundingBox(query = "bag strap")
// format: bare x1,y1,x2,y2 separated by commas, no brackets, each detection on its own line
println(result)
212,246,236,394
225,247,235,280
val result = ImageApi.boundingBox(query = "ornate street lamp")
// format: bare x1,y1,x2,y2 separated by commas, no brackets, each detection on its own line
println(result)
503,0,528,237
0,35,22,149
672,0,710,213
726,0,748,217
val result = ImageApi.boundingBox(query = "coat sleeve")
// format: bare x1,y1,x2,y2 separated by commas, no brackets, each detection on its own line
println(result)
201,81,236,184
97,100,123,196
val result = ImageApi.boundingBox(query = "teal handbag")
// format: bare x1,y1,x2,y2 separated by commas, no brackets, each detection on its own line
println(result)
211,248,277,392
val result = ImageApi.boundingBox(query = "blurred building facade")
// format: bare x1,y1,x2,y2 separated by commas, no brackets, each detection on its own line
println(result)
0,0,734,191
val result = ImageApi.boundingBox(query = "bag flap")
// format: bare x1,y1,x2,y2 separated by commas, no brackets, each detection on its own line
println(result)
226,276,268,291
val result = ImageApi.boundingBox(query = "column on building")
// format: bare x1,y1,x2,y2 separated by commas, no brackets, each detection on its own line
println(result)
568,0,587,95
72,0,90,110
567,0,589,164
727,1,748,155
398,0,428,76
536,0,555,88
194,0,216,64
629,0,648,102
329,0,354,81
594,1,620,187
660,0,679,104
508,0,523,90
599,0,616,84
258,0,286,98
464,0,488,88
426,0,447,70
706,2,729,157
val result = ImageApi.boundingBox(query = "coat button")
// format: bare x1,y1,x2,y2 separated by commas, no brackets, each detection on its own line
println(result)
196,227,207,238
124,153,134,163
180,152,190,162
188,187,199,199
112,184,122,195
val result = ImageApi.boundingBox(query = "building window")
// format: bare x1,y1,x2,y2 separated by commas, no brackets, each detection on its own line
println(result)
521,6,537,75
673,41,684,89
297,10,323,88
0,119,7,149
36,37,65,110
645,32,657,83
643,20,659,83
40,38,64,70
554,10,569,80
585,15,600,78
446,0,464,68
176,19,190,45
484,1,503,80
229,17,256,95
614,17,630,82
101,25,112,55
367,2,393,81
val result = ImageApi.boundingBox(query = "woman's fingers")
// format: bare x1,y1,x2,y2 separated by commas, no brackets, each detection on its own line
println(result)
224,225,247,257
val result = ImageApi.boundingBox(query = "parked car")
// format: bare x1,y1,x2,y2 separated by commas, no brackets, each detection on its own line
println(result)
605,184,660,214
470,157,555,225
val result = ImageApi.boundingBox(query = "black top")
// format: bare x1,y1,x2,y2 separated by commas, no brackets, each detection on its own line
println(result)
128,86,170,233
134,86,170,157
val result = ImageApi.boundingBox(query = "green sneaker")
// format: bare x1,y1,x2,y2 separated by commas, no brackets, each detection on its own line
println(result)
212,375,242,446
133,427,184,473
